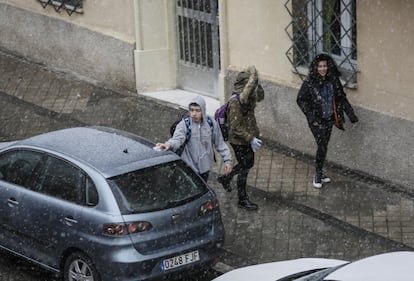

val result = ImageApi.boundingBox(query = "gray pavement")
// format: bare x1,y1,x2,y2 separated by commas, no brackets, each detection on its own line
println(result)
0,49,413,275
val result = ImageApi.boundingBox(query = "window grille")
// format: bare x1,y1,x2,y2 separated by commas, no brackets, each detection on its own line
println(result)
285,0,357,86
176,0,219,69
38,0,83,16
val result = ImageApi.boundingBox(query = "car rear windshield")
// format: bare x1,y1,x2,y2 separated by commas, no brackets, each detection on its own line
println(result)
108,161,209,214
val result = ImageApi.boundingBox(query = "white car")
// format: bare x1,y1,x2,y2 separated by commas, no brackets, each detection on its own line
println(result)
213,251,414,281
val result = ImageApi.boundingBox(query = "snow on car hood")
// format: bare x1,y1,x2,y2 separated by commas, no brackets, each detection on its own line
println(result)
212,258,348,281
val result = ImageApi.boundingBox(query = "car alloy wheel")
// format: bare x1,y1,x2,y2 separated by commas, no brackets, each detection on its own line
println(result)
64,252,101,281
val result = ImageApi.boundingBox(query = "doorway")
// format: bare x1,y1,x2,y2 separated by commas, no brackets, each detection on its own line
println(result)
175,0,220,98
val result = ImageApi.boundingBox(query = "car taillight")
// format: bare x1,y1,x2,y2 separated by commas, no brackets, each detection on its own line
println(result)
199,199,218,216
103,221,152,236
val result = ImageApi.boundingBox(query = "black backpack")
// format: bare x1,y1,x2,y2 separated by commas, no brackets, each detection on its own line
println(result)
170,116,213,155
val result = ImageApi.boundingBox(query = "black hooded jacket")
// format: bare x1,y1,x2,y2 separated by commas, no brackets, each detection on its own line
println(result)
296,54,358,130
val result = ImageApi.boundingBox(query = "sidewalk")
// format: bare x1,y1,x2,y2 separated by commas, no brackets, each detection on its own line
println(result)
0,50,413,269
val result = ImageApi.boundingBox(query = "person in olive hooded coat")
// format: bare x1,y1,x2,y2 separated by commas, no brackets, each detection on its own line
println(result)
217,65,264,211
297,53,358,188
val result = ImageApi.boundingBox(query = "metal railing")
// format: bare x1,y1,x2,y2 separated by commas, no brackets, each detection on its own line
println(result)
284,0,357,86
38,0,83,16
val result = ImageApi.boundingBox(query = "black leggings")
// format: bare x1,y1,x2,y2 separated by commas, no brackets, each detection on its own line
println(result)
310,120,333,175
228,144,255,200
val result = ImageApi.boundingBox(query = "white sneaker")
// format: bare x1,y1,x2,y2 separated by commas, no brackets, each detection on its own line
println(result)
313,175,322,188
321,175,331,183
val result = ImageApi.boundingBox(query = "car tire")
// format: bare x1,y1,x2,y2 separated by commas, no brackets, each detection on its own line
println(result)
63,251,101,281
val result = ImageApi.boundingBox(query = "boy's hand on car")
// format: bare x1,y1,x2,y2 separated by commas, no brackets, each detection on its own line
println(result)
155,143,171,151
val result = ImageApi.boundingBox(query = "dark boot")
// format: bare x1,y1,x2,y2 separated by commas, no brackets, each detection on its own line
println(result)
217,175,232,192
238,198,258,211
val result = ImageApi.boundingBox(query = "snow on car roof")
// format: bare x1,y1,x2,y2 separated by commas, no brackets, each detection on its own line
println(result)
16,126,178,177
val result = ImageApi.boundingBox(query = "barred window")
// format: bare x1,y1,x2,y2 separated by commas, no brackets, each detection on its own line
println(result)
38,0,83,15
285,0,357,85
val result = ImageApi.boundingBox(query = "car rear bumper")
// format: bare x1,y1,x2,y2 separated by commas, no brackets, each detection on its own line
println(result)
95,239,225,281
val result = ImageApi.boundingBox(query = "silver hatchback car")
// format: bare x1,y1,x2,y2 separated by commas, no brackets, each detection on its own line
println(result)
0,126,225,281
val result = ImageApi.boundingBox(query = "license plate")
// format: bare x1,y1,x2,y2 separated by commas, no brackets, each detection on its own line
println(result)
161,250,200,271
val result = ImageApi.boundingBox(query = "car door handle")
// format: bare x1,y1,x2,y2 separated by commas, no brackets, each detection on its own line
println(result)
64,216,78,226
7,198,19,206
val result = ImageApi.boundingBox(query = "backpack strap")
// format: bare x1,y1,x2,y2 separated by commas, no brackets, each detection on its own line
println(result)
182,115,212,145
183,116,192,144
174,116,191,156
207,116,213,129
178,116,216,161
207,116,217,163
207,116,215,143
229,93,241,107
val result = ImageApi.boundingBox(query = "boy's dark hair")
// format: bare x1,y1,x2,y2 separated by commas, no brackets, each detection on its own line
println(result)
189,102,200,108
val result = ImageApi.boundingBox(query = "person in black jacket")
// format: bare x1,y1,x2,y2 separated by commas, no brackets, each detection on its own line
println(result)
297,53,358,188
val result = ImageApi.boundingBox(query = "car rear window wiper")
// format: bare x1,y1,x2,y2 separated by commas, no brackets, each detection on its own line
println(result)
166,196,197,208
